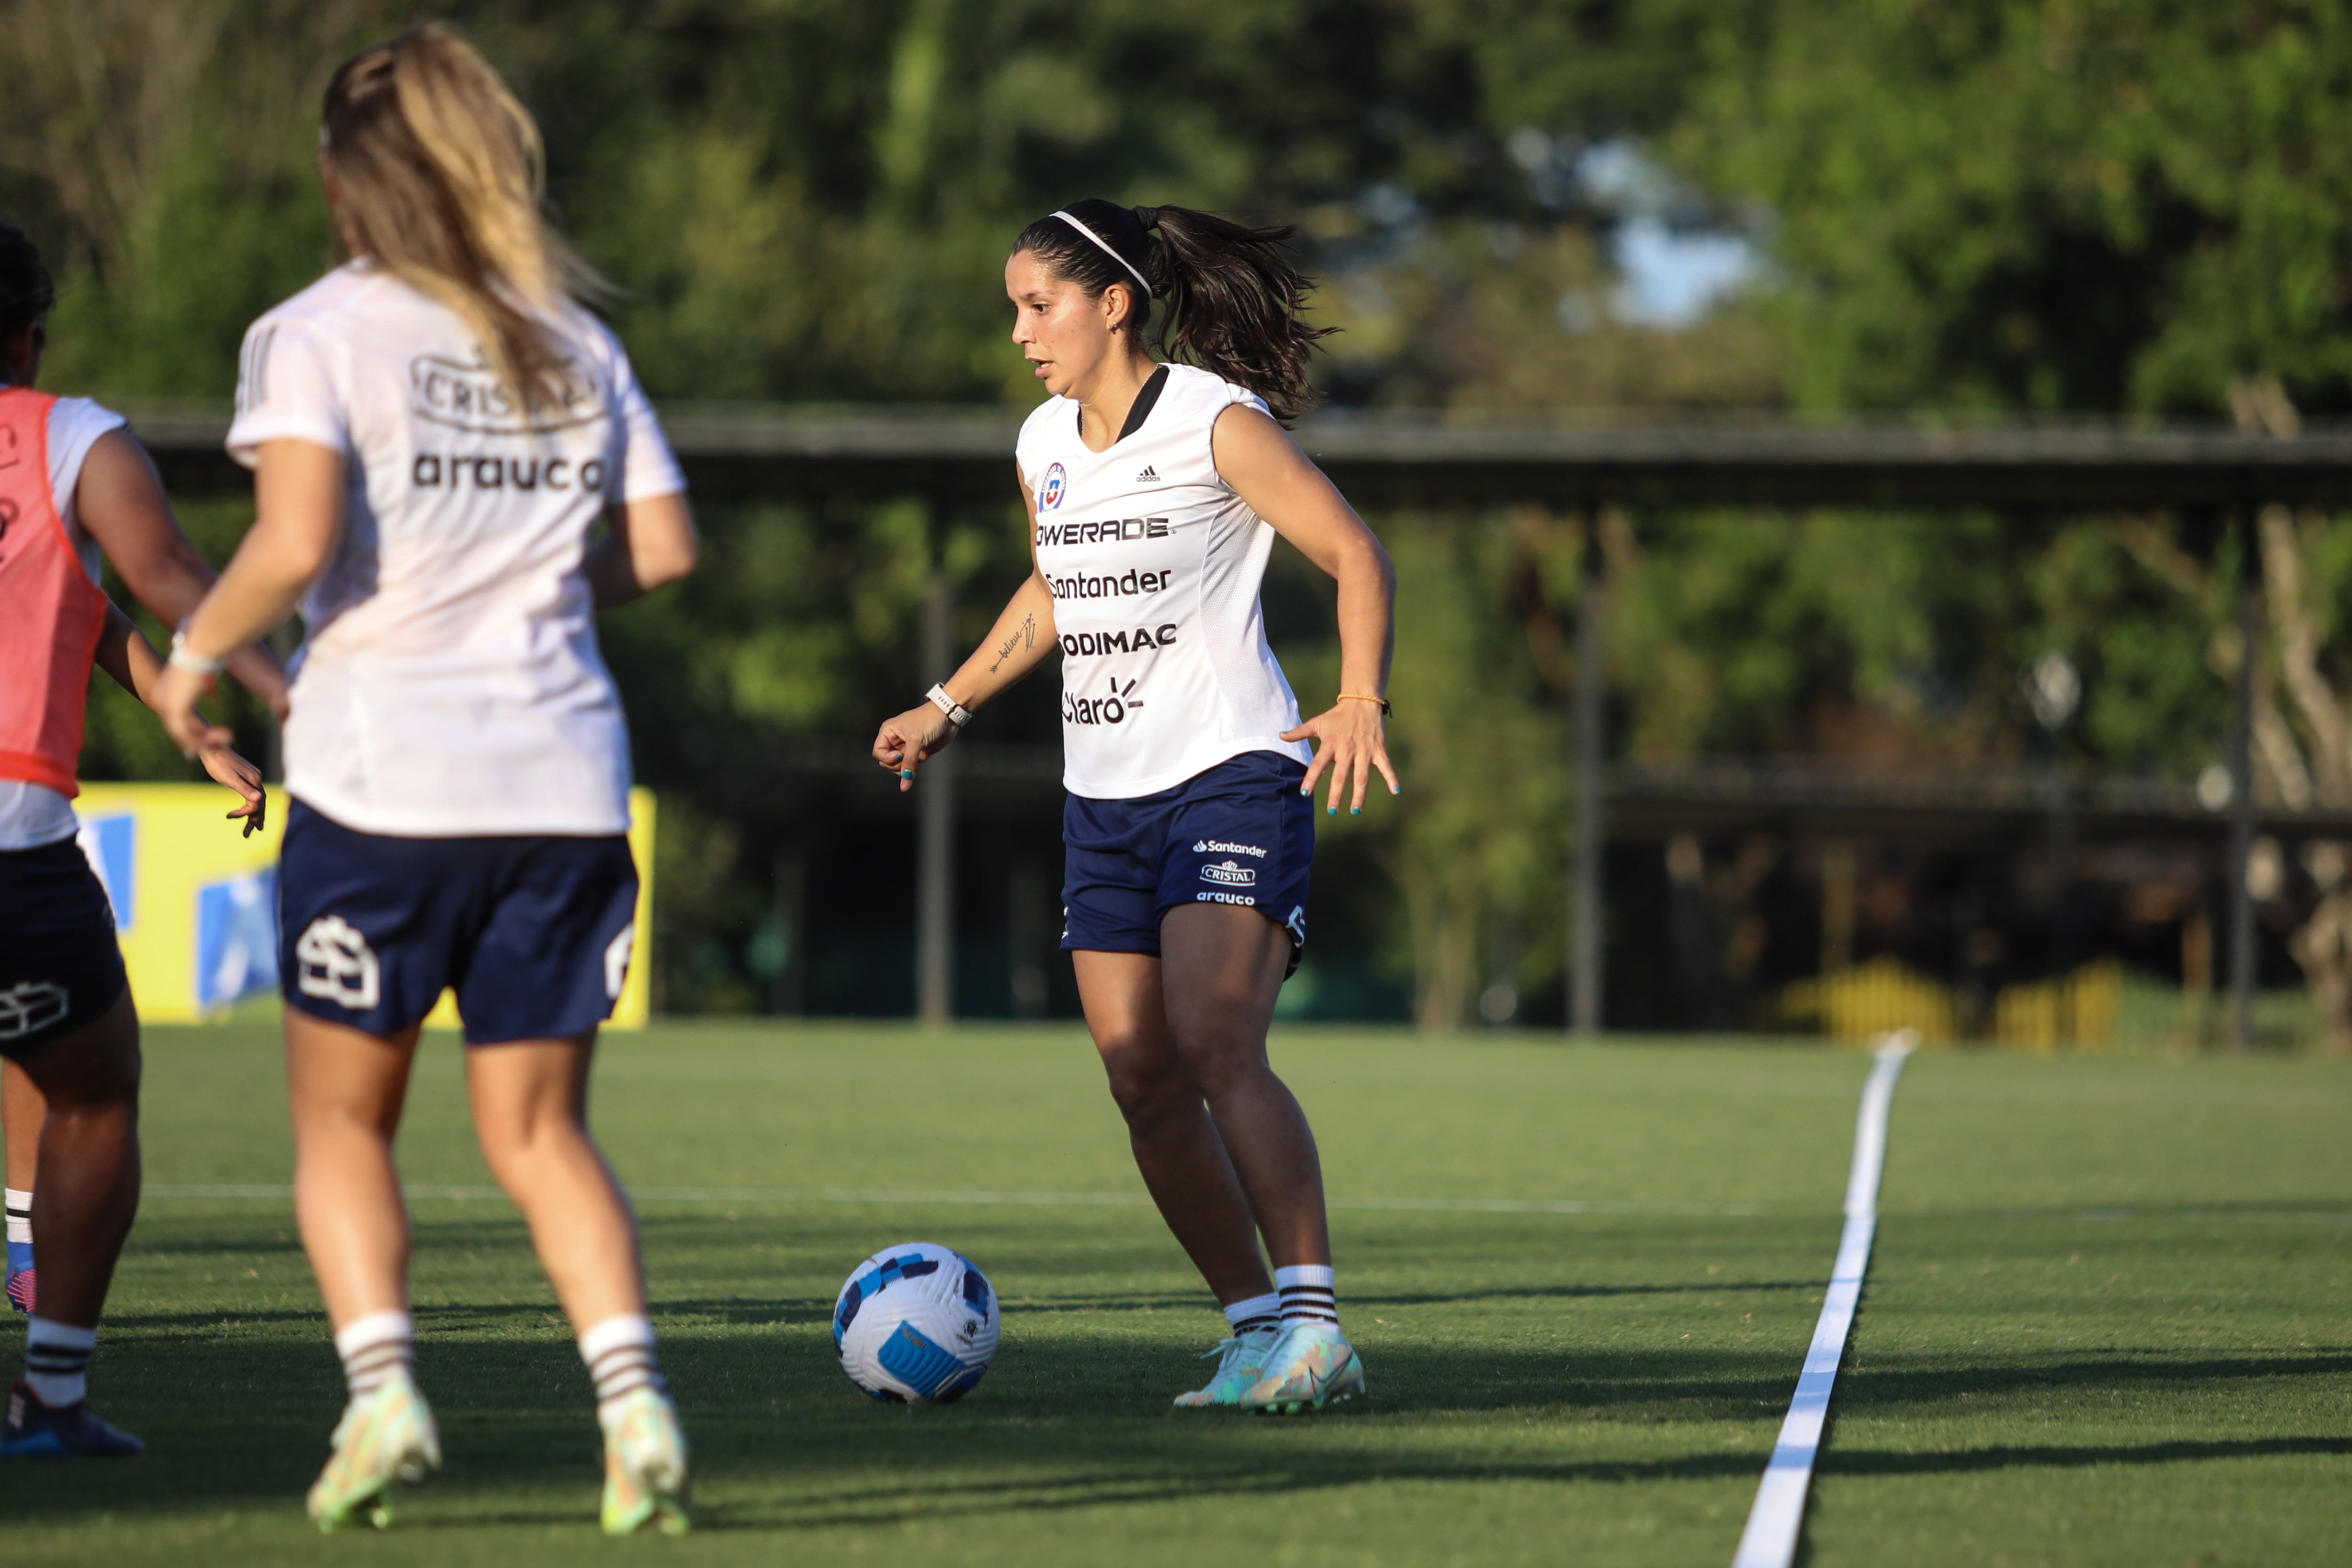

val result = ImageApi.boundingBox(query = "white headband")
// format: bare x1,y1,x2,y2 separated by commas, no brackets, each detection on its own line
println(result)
1051,209,1152,299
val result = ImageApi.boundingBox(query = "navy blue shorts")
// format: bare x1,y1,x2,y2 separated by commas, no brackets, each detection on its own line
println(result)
278,800,639,1045
0,837,129,1059
1061,750,1313,973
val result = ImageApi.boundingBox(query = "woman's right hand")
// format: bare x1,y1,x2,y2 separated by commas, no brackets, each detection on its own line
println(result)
154,662,235,760
872,703,958,792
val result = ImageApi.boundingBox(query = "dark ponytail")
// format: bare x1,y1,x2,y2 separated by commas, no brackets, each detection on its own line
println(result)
1012,199,1333,423
0,221,56,348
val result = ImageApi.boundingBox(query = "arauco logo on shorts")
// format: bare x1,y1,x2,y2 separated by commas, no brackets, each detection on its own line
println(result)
295,915,381,1011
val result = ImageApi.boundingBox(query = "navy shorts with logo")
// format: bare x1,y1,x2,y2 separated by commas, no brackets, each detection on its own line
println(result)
278,800,639,1045
0,836,130,1059
1061,749,1314,973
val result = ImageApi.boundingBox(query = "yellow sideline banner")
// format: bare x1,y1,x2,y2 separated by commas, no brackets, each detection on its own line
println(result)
68,785,655,1030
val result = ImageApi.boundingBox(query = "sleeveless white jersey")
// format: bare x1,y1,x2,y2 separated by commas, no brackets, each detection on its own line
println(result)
1018,364,1312,799
227,263,683,837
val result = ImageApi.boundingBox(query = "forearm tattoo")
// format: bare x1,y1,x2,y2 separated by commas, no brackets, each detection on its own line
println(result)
988,613,1036,674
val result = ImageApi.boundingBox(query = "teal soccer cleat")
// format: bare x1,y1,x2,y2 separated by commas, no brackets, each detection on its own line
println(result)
600,1386,691,1535
1238,1321,1365,1414
306,1366,440,1530
1172,1327,1282,1409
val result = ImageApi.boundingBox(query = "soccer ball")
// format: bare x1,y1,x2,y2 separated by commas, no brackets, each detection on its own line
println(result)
831,1242,1000,1403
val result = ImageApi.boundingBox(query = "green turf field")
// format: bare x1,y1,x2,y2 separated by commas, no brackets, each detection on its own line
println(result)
0,1019,2345,1566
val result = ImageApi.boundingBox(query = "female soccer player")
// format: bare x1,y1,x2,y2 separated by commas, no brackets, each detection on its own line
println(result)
0,221,289,1327
152,27,697,1532
2,226,267,1454
871,199,1397,1413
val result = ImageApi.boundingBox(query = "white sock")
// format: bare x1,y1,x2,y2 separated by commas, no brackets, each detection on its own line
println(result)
5,1188,30,1247
334,1309,415,1401
579,1314,663,1425
24,1317,96,1408
1274,1264,1339,1329
1223,1291,1282,1337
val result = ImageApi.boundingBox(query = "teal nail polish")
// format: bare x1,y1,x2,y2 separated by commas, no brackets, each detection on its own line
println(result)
1327,805,1337,815
1351,807,1360,816
900,769,914,779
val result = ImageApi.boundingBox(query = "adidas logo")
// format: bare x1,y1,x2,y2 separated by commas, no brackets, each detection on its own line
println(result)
1136,465,1160,482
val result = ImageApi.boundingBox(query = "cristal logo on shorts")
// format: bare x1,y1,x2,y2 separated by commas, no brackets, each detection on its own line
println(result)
604,921,636,1001
295,915,381,1011
0,983,70,1042
1200,860,1257,887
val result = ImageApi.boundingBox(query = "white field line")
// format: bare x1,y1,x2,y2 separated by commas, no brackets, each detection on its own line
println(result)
1732,1029,1917,1568
140,1182,1758,1216
139,1184,2347,1227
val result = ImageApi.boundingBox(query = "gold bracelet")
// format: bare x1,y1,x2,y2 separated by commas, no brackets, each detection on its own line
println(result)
1337,693,1392,715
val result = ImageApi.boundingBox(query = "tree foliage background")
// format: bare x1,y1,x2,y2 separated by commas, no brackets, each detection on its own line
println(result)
8,0,2352,1035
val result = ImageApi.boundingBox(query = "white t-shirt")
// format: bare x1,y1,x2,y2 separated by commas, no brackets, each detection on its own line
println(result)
1017,363,1311,799
0,392,128,851
228,263,684,836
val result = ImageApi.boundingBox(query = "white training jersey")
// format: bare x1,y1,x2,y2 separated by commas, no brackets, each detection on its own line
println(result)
1018,363,1311,799
227,263,684,837
0,390,127,851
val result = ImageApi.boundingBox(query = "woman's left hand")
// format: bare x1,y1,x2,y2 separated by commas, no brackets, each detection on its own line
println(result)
1283,699,1400,817
199,744,269,837
154,663,235,761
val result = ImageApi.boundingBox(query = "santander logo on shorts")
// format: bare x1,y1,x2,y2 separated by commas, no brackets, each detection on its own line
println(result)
295,915,381,1011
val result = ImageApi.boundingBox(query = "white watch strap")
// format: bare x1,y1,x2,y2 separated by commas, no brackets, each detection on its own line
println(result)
168,629,227,678
927,683,972,728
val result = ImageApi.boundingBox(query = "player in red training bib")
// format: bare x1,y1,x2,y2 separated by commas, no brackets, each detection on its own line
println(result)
0,221,268,1456
873,199,1397,1413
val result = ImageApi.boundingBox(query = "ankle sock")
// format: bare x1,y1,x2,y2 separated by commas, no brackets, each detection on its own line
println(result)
335,1309,415,1401
579,1313,664,1425
24,1317,95,1407
1222,1290,1282,1337
1274,1264,1339,1329
5,1188,31,1270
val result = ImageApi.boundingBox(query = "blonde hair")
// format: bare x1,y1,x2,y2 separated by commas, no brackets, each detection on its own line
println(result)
321,24,606,411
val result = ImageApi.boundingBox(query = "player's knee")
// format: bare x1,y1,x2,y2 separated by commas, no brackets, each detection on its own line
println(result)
1170,1028,1268,1100
1097,1045,1189,1126
16,1016,142,1112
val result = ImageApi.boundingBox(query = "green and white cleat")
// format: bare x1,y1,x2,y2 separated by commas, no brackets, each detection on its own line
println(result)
600,1386,691,1536
306,1367,441,1531
1172,1326,1281,1409
1238,1321,1365,1414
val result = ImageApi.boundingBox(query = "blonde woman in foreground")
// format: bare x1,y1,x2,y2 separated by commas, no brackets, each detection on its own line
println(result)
155,26,697,1533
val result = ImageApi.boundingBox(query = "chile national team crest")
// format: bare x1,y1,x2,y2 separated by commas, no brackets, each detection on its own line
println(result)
1040,462,1067,510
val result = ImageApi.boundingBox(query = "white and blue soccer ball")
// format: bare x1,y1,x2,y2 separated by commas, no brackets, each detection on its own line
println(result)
832,1242,1000,1403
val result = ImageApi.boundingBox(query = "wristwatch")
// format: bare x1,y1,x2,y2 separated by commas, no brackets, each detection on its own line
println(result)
927,683,972,728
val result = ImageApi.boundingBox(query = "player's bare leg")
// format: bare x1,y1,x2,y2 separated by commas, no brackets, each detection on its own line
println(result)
4,1057,43,1313
464,1034,644,1329
1161,903,1359,1412
1074,950,1273,1305
1157,903,1330,1269
468,1035,684,1535
286,1011,420,1328
1,988,146,1455
286,1012,437,1527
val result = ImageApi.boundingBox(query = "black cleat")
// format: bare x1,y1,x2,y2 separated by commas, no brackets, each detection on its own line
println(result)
1,1381,144,1457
